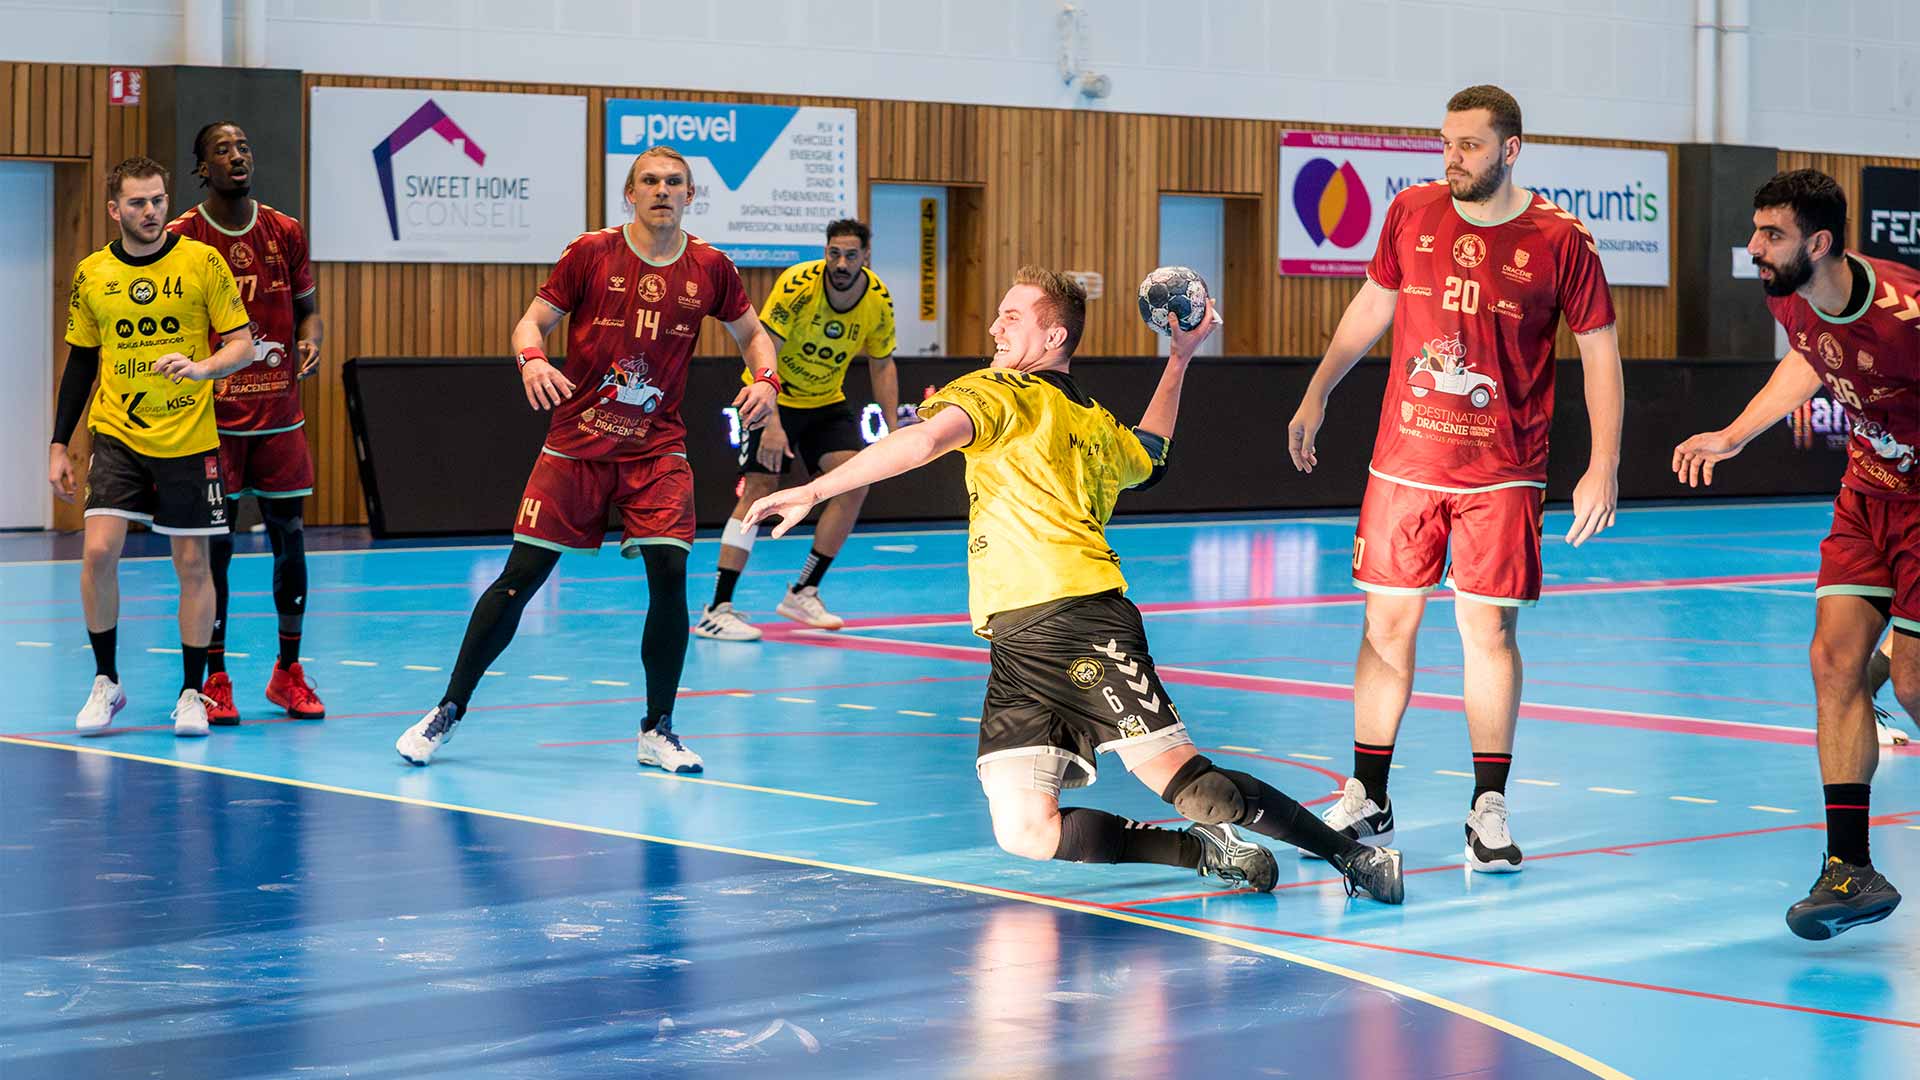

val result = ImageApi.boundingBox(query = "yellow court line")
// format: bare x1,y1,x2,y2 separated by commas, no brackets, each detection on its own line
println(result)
632,769,876,806
0,736,1625,1080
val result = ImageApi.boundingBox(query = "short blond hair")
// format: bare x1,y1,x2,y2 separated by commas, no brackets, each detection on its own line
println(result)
1014,265,1087,356
625,145,692,194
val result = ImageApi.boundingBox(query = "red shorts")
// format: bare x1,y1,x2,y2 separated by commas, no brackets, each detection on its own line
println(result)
1353,474,1546,606
513,450,695,556
219,427,314,500
1816,487,1920,633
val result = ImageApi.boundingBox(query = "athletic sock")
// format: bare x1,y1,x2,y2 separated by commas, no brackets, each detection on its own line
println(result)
89,627,119,683
1824,783,1872,866
182,644,208,693
1223,768,1359,863
712,566,742,607
793,548,834,592
1054,806,1200,867
277,630,302,669
1472,751,1513,803
1352,740,1394,803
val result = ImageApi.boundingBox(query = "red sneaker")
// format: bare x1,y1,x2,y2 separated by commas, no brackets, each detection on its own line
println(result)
201,671,240,725
265,661,326,720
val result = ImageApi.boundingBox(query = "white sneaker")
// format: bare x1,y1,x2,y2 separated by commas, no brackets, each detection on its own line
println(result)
396,703,461,766
1877,717,1910,747
1465,791,1524,873
776,586,844,630
76,675,127,733
171,688,212,738
636,719,704,774
1302,777,1394,858
692,602,762,642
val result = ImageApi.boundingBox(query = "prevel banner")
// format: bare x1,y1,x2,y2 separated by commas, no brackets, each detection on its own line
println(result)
604,99,858,267
1862,166,1920,269
1278,132,1671,286
309,87,586,264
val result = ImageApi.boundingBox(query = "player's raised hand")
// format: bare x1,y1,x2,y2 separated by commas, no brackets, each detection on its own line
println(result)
1287,395,1325,473
296,339,322,381
521,357,574,411
48,446,77,503
734,379,778,428
744,484,820,539
1169,298,1220,360
153,352,197,383
1671,430,1741,489
1566,464,1619,547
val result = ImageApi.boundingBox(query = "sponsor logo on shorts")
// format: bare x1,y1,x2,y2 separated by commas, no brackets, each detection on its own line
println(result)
1068,657,1103,689
1452,234,1486,269
1118,715,1150,739
204,456,221,479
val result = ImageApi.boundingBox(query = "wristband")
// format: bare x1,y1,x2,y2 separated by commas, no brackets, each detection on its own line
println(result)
516,347,547,371
753,367,782,393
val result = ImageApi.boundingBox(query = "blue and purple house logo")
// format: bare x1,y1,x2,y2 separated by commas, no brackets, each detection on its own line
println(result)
372,99,486,241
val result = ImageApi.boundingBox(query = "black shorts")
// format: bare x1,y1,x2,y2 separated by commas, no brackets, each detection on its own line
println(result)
84,432,229,536
976,591,1191,792
739,400,865,476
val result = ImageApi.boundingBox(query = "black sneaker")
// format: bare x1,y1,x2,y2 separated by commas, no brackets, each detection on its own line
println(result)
1332,845,1405,904
1190,823,1278,892
1786,855,1901,940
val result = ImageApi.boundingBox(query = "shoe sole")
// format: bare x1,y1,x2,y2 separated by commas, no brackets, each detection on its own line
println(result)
174,722,209,737
692,627,762,642
636,757,703,775
775,607,843,631
209,714,241,726
1301,829,1393,859
1787,896,1900,940
1465,845,1525,873
77,693,129,734
266,691,325,720
396,746,432,766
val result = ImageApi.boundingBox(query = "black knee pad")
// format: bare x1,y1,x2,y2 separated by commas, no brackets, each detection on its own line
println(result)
1161,755,1246,825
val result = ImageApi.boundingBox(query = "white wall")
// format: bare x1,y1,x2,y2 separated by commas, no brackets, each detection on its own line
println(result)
868,184,947,358
3,0,1916,158
0,162,52,529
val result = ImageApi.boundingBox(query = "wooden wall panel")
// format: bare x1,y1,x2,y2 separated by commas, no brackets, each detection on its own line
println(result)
13,58,1920,526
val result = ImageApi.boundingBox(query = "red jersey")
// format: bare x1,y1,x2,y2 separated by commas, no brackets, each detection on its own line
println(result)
535,227,752,461
1365,182,1615,491
167,201,315,434
1768,254,1920,501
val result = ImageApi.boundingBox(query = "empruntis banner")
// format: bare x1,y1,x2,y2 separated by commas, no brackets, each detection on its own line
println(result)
604,99,858,268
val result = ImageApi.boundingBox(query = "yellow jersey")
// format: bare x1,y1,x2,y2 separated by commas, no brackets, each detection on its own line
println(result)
65,234,249,457
919,367,1165,636
750,260,897,408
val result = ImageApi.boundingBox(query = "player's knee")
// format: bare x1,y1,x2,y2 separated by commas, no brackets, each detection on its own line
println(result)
1455,605,1518,654
1362,606,1422,650
82,538,117,570
990,811,1059,861
1808,635,1862,689
171,541,209,575
1893,645,1920,718
1160,755,1244,825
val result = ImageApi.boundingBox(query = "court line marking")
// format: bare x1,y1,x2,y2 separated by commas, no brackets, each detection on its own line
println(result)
0,735,1625,1080
404,664,441,672
1750,805,1797,814
1670,796,1717,804
1589,787,1638,795
777,696,815,704
631,770,875,806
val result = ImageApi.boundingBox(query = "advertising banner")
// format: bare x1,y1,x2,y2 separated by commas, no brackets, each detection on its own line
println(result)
1862,166,1920,269
309,87,586,263
604,99,858,267
1278,131,1670,285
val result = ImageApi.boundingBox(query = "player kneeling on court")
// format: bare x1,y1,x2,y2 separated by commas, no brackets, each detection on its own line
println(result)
696,219,904,641
747,267,1403,903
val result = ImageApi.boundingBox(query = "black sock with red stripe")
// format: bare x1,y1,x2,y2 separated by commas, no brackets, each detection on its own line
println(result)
1824,783,1872,866
1472,752,1513,803
1352,741,1394,804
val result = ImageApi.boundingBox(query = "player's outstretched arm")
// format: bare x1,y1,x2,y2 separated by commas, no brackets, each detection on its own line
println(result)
512,299,573,410
744,405,974,538
1672,350,1823,488
1566,323,1625,547
724,310,780,429
1289,281,1397,472
1137,300,1219,440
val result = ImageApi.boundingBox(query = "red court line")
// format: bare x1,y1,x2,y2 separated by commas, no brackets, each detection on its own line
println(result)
1106,812,1918,908
1116,908,1920,1029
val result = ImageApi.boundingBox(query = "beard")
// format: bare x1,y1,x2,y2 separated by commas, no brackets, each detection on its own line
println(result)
1755,246,1813,297
1448,156,1508,203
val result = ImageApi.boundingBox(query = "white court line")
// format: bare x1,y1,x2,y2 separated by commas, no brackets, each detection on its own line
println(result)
1749,805,1797,814
1218,744,1263,753
777,696,815,704
1515,778,1560,787
590,679,628,687
1435,769,1473,778
957,716,980,723
1670,795,1717,804
15,641,51,648
1589,787,1637,795
341,660,378,667
147,647,181,655
529,674,567,682
483,670,506,677
1288,752,1330,760
838,703,876,711
898,709,935,717
405,664,441,672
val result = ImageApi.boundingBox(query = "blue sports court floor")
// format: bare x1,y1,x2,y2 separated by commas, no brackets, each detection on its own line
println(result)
2,498,1915,1078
